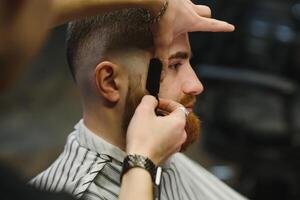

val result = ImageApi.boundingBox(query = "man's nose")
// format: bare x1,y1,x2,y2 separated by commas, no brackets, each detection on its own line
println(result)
181,69,204,96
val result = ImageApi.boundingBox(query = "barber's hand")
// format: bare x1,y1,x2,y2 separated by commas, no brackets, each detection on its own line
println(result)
151,0,235,64
126,95,187,165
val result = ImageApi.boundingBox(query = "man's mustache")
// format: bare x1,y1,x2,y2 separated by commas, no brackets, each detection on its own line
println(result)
180,95,196,108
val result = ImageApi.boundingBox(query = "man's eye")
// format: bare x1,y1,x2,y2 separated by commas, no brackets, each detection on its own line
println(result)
169,63,181,70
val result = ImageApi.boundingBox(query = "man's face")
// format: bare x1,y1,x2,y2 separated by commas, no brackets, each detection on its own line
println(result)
122,33,203,150
159,33,203,150
159,33,203,106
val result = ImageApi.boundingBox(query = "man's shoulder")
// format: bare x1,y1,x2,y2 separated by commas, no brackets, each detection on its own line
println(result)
166,153,211,180
29,131,106,197
165,153,248,200
167,152,204,170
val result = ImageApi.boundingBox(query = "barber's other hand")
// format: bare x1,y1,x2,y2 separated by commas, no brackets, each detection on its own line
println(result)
150,0,235,64
126,95,187,165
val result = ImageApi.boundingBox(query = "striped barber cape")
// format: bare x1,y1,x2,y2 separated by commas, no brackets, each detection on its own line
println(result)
30,119,247,200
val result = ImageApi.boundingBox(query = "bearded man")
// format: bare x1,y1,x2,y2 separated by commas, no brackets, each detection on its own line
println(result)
30,8,246,200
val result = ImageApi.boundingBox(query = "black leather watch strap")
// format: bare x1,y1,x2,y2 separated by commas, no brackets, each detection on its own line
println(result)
120,154,157,183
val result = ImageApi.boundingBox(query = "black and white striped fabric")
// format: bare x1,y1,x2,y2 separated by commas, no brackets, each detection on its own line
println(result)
30,120,247,200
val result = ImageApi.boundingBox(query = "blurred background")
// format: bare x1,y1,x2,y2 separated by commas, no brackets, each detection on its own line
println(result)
1,0,300,199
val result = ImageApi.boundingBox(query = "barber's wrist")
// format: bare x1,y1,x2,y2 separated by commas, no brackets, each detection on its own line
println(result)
121,167,152,183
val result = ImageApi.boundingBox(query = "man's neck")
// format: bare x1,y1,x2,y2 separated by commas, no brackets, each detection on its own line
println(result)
83,110,126,151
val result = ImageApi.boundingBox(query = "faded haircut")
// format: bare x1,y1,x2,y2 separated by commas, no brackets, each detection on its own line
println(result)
66,8,154,81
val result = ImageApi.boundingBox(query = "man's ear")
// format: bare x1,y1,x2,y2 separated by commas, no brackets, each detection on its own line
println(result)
95,61,121,103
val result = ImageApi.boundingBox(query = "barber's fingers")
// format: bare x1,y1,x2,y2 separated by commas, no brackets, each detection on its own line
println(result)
135,95,158,115
169,106,189,121
190,16,235,33
158,98,183,113
175,130,187,152
194,5,212,18
158,98,187,120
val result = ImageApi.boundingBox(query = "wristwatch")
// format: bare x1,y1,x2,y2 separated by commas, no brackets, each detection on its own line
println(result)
121,154,162,199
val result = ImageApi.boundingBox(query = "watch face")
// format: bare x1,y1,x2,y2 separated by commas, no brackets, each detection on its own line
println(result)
121,155,157,182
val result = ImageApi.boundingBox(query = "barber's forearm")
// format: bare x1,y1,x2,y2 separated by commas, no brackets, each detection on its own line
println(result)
51,0,164,27
119,168,153,200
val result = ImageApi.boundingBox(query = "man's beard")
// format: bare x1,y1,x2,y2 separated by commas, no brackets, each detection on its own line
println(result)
122,79,201,151
179,95,201,151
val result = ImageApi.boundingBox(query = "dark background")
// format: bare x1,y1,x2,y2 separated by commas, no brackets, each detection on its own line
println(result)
1,0,300,199
190,0,300,199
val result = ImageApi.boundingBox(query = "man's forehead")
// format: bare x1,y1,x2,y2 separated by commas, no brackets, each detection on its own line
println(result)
168,33,192,60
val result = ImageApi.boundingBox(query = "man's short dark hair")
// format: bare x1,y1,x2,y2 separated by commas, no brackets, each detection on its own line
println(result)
66,8,154,81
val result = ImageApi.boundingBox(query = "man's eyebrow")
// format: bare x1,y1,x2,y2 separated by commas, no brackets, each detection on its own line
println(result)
168,51,192,60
